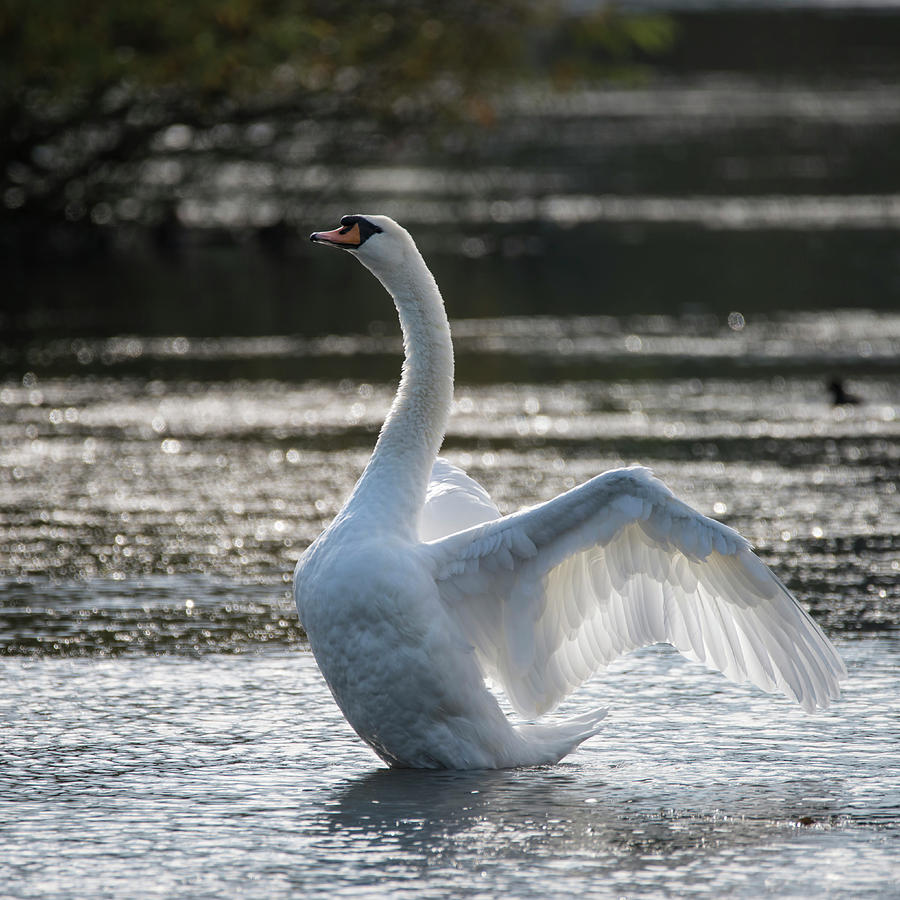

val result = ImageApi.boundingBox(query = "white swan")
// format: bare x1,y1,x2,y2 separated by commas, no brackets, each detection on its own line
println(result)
294,214,846,770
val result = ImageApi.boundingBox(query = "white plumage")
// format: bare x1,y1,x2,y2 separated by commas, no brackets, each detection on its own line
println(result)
294,214,846,770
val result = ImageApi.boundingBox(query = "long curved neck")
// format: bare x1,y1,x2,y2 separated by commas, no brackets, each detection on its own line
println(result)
344,244,454,540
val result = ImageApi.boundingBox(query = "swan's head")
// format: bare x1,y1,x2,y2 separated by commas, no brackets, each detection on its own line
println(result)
310,215,417,282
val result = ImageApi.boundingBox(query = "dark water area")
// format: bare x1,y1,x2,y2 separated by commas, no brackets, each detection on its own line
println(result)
649,6,900,77
6,224,900,350
3,6,900,898
5,8,900,345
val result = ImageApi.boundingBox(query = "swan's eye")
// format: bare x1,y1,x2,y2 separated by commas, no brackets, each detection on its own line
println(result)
311,215,384,250
340,215,383,245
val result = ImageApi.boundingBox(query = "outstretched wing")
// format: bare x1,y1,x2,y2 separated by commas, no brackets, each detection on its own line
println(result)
422,466,846,717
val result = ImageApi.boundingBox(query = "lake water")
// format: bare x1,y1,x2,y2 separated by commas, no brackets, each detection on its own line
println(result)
4,10,900,893
2,306,899,898
1,640,898,899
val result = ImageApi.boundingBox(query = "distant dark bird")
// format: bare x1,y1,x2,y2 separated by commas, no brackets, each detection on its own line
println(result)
828,379,862,406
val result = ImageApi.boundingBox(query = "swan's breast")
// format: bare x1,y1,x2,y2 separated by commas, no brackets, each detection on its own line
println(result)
295,531,442,668
294,531,488,754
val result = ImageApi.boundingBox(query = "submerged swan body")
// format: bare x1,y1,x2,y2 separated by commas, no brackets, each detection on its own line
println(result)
293,215,846,770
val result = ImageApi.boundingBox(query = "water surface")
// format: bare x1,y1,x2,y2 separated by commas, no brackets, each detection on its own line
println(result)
2,305,899,897
2,641,897,898
4,21,900,893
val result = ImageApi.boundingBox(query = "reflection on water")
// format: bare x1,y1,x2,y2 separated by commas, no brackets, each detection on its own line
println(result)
9,45,900,345
59,75,900,235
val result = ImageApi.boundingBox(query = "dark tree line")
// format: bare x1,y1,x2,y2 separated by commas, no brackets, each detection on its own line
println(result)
0,1,673,237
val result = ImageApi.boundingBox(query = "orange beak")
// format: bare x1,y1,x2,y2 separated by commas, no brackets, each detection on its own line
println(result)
310,222,362,248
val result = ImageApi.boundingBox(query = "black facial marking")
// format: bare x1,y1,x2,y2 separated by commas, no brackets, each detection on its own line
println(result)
340,215,383,246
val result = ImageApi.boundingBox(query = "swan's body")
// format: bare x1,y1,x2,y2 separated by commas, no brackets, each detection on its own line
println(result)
294,214,846,770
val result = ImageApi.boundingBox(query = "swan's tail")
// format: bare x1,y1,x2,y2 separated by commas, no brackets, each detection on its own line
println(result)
515,707,607,765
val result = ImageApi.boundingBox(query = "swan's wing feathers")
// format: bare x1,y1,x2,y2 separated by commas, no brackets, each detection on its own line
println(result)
419,457,501,541
424,465,845,718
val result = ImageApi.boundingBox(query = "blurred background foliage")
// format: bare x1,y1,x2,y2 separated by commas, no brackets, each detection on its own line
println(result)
0,0,673,234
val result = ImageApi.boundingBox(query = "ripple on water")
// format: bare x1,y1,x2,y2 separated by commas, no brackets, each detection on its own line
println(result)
0,640,897,898
1,312,898,649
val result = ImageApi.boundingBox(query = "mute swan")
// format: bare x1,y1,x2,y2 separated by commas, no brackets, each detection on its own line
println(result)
294,214,846,770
